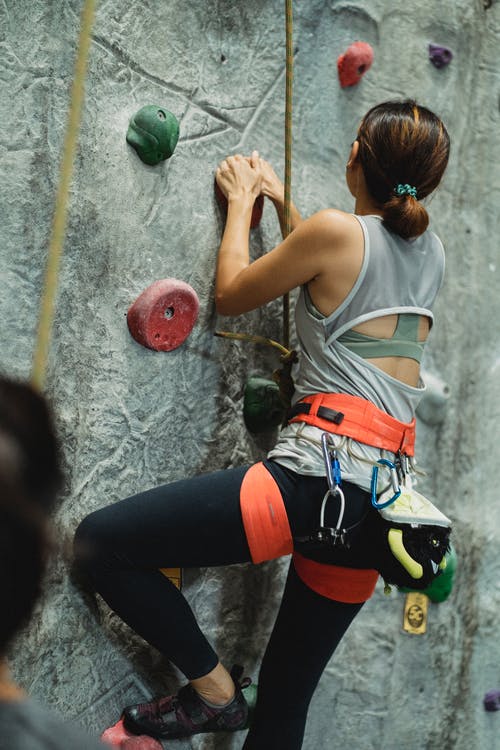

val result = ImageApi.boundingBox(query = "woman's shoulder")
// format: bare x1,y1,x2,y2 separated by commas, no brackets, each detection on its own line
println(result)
308,207,359,228
299,208,362,246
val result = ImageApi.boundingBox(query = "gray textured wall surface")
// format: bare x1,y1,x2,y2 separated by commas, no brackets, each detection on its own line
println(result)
1,0,500,748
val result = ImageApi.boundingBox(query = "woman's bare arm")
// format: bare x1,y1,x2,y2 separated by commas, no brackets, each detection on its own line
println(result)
214,152,362,317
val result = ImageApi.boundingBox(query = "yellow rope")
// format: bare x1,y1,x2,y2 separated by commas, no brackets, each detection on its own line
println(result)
31,0,96,390
283,0,293,349
214,330,293,358
215,3,295,374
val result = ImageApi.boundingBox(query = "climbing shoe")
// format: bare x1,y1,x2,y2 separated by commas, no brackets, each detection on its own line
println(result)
122,665,251,739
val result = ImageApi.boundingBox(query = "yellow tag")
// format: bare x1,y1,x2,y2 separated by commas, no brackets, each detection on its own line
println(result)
403,592,428,634
160,567,182,589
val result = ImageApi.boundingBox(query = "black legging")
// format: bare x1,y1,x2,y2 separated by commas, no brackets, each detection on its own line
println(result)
74,460,374,749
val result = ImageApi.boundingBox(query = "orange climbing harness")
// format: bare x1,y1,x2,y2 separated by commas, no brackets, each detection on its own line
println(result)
239,461,378,603
239,394,419,603
292,553,378,604
287,393,416,456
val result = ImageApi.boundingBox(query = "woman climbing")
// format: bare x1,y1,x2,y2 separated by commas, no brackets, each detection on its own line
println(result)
74,100,450,750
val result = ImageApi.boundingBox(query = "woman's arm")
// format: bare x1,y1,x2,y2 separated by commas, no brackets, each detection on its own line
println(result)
214,153,360,317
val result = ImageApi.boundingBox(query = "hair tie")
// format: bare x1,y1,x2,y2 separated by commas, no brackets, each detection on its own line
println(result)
395,183,418,199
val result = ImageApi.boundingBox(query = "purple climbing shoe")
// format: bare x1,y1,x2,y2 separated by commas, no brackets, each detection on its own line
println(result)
122,666,250,739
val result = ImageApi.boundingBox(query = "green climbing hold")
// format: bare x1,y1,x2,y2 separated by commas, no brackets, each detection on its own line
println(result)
400,545,457,603
243,377,286,434
242,682,258,729
126,105,179,166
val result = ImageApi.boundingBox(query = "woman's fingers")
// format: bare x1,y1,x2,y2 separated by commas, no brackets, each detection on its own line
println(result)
216,152,263,197
219,152,261,169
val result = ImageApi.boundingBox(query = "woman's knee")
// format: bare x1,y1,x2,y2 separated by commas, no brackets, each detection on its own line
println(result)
73,509,112,579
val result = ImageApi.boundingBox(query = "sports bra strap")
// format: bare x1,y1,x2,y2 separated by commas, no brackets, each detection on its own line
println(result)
337,313,425,363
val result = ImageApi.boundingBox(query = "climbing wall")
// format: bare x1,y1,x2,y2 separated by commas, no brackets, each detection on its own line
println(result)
1,0,500,748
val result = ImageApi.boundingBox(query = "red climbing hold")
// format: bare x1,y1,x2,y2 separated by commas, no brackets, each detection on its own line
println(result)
101,717,129,747
337,41,374,88
101,717,162,749
122,736,163,750
214,179,264,229
127,278,199,352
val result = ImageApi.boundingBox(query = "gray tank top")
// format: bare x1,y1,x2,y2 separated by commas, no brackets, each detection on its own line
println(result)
267,214,445,490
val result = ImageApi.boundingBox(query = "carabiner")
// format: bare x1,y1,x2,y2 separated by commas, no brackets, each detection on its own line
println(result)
371,458,401,509
319,433,346,539
321,433,342,493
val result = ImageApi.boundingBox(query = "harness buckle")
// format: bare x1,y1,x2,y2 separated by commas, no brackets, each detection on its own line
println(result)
311,525,347,547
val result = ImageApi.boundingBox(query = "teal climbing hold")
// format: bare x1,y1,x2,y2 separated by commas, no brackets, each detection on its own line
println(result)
126,105,179,165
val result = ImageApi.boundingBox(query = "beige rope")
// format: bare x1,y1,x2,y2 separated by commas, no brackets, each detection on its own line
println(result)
31,0,96,390
282,0,294,349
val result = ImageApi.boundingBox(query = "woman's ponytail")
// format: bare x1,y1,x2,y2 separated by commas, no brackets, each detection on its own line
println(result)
382,193,429,240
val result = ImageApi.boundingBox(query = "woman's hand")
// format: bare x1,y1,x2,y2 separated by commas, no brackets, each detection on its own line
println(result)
215,151,262,202
257,157,285,205
253,155,302,236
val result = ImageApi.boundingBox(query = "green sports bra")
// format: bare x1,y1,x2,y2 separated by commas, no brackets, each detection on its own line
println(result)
337,313,425,363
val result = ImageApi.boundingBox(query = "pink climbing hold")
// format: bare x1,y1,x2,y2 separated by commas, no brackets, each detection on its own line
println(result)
337,41,374,88
127,278,199,352
121,736,163,750
100,717,163,749
214,179,264,229
101,717,130,747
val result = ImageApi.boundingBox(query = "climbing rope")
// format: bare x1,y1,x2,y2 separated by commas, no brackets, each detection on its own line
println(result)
283,0,293,349
31,0,96,391
215,1,296,407
214,330,292,358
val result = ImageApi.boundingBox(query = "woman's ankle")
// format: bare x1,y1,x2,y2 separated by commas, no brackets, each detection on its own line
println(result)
190,662,235,706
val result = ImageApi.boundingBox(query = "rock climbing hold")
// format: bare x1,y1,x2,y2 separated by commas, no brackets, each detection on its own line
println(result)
484,689,500,711
127,279,199,352
121,736,163,750
101,717,129,747
101,716,163,748
126,105,179,165
428,44,453,69
337,41,374,88
242,681,258,729
416,371,450,425
215,179,264,229
243,376,286,433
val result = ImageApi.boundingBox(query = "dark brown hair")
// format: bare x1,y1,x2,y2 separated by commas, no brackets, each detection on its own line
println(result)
0,378,61,653
357,100,450,239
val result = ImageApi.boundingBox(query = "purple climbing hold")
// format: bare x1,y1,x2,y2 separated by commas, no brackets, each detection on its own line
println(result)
484,689,500,711
428,44,453,69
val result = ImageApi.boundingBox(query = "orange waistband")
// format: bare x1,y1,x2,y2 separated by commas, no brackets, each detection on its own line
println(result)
288,393,415,456
293,552,379,603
